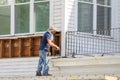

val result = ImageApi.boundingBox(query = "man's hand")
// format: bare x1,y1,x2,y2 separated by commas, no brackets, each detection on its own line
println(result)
56,46,60,50
48,39,60,50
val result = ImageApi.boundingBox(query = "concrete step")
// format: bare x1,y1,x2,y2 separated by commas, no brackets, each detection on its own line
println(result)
0,74,106,80
51,56,120,75
0,74,119,80
0,56,120,77
1,75,119,80
0,57,59,76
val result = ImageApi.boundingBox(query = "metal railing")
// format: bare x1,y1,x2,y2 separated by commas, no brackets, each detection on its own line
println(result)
65,28,120,57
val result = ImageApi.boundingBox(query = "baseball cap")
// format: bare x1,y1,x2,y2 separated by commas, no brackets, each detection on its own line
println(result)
49,26,57,31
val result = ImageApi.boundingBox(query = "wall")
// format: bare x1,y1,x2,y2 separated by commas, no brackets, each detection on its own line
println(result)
50,0,77,31
50,0,62,31
117,0,120,27
64,0,120,56
118,1,120,41
67,0,77,31
111,0,120,42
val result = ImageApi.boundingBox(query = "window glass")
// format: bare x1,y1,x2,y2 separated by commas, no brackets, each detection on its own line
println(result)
79,0,93,3
0,0,12,5
97,0,111,5
78,2,93,33
34,1,49,32
35,0,46,1
15,4,30,34
15,0,30,3
97,6,111,35
0,6,10,35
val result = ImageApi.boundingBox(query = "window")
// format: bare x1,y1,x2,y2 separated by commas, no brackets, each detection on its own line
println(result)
0,6,10,35
97,0,111,35
97,0,111,5
15,0,30,3
15,3,30,34
78,0,111,35
0,0,50,36
79,0,93,3
35,0,45,1
34,0,49,32
78,0,93,33
0,0,12,5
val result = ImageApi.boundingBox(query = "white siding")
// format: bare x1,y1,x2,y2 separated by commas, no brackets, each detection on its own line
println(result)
67,0,77,31
50,0,62,31
111,0,120,41
117,1,120,27
115,0,120,41
50,0,77,31
117,1,120,42
112,0,120,28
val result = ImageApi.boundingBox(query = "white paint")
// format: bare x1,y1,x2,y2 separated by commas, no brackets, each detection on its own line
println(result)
93,0,97,34
117,0,120,28
30,0,35,34
51,0,62,31
50,0,53,27
10,0,15,35
61,0,68,56
67,0,77,31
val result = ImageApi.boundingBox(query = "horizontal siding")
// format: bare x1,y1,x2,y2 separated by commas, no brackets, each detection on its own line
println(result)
51,0,77,31
118,1,120,27
52,0,62,31
116,0,120,41
67,0,77,31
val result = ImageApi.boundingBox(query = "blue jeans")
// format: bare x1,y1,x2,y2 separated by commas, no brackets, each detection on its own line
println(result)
37,50,49,76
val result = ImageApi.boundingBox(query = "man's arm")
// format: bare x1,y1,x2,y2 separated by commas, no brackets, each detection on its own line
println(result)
47,39,60,50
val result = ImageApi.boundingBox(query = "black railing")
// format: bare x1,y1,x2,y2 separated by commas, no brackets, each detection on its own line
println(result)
65,28,120,57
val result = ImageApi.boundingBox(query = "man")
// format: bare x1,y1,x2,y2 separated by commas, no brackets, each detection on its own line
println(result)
36,26,60,76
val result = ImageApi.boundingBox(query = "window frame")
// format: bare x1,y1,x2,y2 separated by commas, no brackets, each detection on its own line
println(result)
78,0,94,33
0,4,11,36
14,2,30,34
0,0,50,37
34,0,50,33
77,0,112,36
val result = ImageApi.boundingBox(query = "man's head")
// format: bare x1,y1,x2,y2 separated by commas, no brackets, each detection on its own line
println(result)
49,26,57,34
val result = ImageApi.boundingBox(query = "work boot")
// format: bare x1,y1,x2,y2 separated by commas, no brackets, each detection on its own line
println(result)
46,73,52,76
36,72,42,76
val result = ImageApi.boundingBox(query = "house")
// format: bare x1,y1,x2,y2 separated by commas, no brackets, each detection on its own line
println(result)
0,0,120,57
0,0,120,79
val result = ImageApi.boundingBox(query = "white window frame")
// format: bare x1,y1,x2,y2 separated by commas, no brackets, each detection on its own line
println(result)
0,3,11,37
14,1,30,35
0,0,50,37
78,0,112,36
34,0,50,34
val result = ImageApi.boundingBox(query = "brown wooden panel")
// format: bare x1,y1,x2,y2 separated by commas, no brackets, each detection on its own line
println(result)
0,40,2,58
3,40,11,58
31,37,41,56
21,38,31,57
33,37,41,45
32,45,39,56
11,39,21,57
